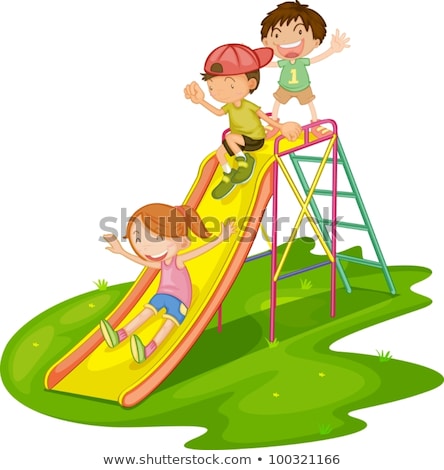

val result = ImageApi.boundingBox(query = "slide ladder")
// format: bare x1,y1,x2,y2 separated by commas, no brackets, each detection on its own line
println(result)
289,137,396,295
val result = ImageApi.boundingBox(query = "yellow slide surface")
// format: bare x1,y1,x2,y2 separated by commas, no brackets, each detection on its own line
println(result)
45,134,306,407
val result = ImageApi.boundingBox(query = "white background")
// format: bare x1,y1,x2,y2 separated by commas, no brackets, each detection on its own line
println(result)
1,1,443,468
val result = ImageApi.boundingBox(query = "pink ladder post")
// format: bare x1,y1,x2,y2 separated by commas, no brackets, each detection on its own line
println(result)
269,160,279,343
330,134,338,317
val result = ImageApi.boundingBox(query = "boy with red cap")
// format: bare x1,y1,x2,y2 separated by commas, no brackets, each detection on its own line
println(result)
185,43,301,199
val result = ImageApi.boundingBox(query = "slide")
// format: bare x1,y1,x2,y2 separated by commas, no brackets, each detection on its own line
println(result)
45,134,305,407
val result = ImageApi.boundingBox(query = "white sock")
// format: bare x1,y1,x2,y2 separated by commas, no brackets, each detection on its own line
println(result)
222,163,232,174
235,151,246,160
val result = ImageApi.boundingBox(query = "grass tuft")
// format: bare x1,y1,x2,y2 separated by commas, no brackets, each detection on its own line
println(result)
300,278,313,290
319,423,333,435
265,338,280,348
376,350,393,362
93,279,108,291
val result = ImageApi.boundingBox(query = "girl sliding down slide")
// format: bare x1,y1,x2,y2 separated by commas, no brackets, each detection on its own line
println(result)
100,203,235,363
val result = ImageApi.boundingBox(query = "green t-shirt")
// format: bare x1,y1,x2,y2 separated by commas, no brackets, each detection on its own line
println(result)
222,99,265,140
278,58,311,92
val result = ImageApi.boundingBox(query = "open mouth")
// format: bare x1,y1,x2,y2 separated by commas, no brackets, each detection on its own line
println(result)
277,39,304,59
145,250,168,262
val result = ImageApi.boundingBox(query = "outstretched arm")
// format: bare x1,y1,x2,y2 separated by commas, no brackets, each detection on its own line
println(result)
184,81,225,116
179,221,236,263
103,234,160,269
257,110,302,141
310,29,350,64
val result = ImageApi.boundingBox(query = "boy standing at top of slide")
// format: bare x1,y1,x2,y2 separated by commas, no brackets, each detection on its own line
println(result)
261,1,350,138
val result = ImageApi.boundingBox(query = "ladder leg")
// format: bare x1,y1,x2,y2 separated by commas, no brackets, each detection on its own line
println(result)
337,139,396,294
270,162,279,343
330,137,338,317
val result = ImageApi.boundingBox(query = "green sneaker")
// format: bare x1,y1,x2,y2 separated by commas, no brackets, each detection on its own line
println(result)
131,334,146,364
231,153,255,184
100,319,120,348
211,171,237,199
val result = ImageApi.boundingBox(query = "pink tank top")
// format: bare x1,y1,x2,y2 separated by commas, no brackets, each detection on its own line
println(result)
158,256,192,307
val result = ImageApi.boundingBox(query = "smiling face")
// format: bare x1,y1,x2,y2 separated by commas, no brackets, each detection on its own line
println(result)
263,17,320,60
206,74,257,104
129,216,189,263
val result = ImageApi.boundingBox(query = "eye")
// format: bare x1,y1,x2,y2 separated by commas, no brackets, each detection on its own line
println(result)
209,86,213,91
298,28,303,35
274,33,279,39
135,237,141,243
230,84,234,89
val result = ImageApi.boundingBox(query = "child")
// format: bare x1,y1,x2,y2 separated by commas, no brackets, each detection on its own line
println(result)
100,203,235,364
185,43,301,200
261,1,350,138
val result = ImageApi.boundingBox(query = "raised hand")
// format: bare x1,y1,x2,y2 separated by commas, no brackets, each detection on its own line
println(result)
103,233,125,255
331,29,351,53
184,81,205,104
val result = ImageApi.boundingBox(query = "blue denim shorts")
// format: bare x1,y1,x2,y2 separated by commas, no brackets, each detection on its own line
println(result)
146,293,188,326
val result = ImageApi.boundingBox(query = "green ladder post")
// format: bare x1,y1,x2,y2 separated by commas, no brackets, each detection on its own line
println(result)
289,138,396,295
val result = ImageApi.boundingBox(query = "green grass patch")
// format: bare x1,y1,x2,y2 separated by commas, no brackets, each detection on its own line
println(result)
1,239,442,450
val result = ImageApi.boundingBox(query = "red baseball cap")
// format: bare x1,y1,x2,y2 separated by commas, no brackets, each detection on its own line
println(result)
204,43,273,75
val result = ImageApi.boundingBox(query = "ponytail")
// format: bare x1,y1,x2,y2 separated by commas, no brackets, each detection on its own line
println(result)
174,205,212,239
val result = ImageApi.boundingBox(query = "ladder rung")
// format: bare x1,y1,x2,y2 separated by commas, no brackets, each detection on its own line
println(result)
290,155,343,164
337,254,383,268
246,251,272,262
314,189,356,198
323,220,368,231
277,261,331,281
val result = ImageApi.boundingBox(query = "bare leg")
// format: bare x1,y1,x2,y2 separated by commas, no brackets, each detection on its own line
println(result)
224,133,245,155
152,318,176,346
272,99,281,120
215,144,229,167
131,318,178,363
123,306,156,336
142,319,177,361
309,100,333,138
308,100,318,122
264,100,282,139
215,133,246,167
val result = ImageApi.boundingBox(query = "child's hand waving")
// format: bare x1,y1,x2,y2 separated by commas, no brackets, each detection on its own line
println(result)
331,29,350,53
103,233,125,255
184,81,205,104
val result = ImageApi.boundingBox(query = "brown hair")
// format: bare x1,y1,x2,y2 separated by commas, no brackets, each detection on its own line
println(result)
124,203,212,245
201,68,261,94
261,1,327,43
